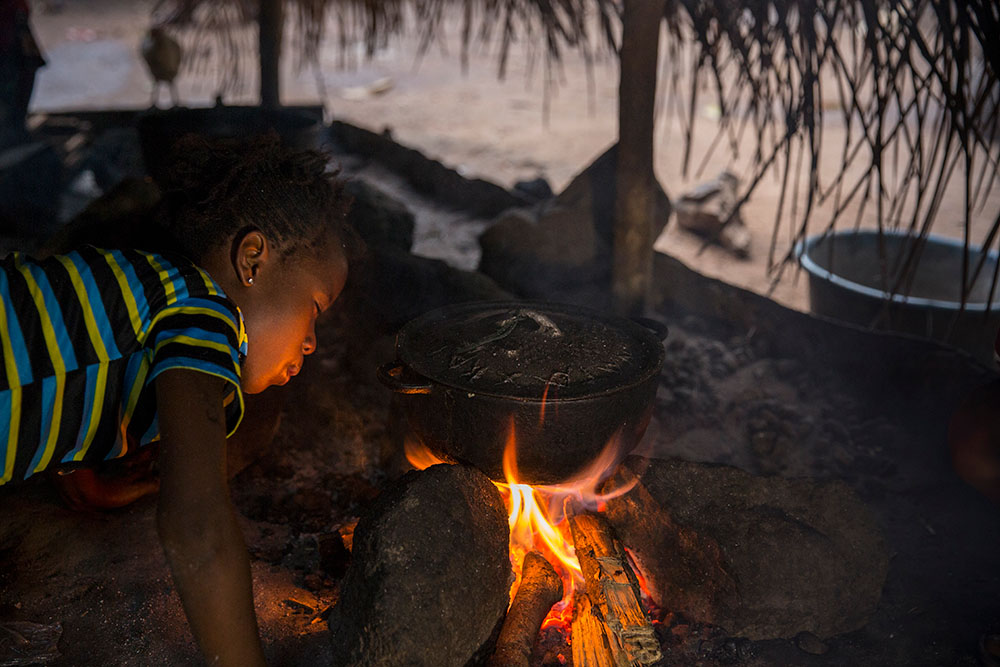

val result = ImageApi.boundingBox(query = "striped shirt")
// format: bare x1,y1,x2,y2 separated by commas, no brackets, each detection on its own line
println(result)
0,246,248,485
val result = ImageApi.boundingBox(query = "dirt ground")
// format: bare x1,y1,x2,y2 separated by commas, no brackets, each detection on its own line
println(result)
27,0,1000,316
1,120,999,665
2,2,999,666
2,214,998,666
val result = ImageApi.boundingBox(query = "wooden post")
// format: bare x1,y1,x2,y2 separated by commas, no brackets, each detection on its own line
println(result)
612,0,664,316
259,0,282,108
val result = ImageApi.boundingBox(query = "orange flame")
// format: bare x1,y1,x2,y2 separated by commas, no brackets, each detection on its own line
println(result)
404,435,450,470
405,419,637,630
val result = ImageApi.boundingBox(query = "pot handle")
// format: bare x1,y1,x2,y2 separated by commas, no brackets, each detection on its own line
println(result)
632,317,669,341
377,362,433,395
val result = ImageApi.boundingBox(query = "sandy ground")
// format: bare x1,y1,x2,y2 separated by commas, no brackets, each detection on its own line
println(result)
27,0,1000,317
2,225,998,666
4,6,1000,663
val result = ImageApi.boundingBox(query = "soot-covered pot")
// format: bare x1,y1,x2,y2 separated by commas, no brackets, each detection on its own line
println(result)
378,301,667,484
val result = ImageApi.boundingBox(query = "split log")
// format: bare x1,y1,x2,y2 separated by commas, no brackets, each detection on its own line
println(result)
571,591,617,667
488,551,563,667
569,513,661,666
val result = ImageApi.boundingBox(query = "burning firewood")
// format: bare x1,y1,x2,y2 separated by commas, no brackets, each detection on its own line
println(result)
571,592,618,667
569,513,661,666
488,551,563,667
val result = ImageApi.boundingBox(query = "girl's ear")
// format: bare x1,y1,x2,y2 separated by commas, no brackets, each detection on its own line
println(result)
231,229,270,287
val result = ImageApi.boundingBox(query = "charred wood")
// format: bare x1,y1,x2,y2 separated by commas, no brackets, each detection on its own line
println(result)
488,551,563,667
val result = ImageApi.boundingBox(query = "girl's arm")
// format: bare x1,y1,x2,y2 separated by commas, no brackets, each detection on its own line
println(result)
155,368,267,667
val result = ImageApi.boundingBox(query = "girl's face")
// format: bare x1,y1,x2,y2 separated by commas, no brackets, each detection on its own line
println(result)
237,245,348,394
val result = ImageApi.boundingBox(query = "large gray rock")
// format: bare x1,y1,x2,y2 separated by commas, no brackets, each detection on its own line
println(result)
344,178,415,252
328,463,511,666
478,143,671,300
344,246,511,335
478,202,606,293
604,456,889,640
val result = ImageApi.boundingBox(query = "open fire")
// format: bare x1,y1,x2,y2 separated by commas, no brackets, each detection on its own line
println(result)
405,417,645,636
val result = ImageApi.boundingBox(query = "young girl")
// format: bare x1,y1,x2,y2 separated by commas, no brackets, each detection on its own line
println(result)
0,135,353,666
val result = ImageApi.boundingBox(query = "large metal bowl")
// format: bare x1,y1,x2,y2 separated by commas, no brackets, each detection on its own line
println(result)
796,230,1000,364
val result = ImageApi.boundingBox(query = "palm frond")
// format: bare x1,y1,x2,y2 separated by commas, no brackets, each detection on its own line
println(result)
153,0,619,100
664,0,1000,306
153,0,1000,307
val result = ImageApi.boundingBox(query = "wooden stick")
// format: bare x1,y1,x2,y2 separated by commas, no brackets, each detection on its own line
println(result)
569,513,662,666
488,551,563,667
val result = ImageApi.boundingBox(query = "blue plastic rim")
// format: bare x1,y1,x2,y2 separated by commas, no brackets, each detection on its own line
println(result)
795,229,1000,312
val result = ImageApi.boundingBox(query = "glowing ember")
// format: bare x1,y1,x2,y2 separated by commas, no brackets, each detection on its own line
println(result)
405,417,636,630
625,547,663,621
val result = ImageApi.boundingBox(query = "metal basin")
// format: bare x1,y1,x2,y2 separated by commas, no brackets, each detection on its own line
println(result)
796,230,1000,364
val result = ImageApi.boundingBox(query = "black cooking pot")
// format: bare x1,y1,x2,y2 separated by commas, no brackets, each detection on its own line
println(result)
377,301,667,484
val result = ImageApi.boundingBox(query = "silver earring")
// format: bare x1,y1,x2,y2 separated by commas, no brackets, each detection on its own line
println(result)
248,277,255,286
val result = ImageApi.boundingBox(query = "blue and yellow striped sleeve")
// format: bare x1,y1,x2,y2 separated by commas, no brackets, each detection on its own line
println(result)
144,295,247,437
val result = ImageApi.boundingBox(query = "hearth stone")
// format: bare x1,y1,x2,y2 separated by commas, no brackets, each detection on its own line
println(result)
478,143,671,300
604,456,889,640
327,463,511,666
343,178,415,252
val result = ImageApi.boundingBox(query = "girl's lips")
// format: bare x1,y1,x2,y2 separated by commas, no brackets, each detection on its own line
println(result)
282,365,300,383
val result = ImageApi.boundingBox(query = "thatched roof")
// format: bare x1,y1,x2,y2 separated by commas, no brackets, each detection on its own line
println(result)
666,0,1000,298
156,0,1000,297
155,1,619,84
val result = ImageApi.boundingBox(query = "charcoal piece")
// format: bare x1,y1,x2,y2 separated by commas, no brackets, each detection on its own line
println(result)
795,631,829,655
328,463,511,666
604,456,889,641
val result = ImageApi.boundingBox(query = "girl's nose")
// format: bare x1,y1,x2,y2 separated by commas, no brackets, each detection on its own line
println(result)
303,319,317,355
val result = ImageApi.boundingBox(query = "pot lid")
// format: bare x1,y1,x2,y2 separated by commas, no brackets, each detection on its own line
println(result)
395,301,665,400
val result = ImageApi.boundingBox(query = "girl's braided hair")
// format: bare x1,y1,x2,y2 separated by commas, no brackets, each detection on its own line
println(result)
155,133,355,263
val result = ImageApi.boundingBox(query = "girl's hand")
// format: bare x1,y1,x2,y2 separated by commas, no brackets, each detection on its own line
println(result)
50,445,160,510
51,466,160,511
